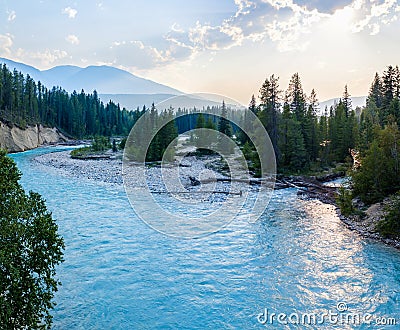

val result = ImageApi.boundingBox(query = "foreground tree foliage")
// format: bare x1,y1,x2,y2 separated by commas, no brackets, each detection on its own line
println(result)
0,150,64,329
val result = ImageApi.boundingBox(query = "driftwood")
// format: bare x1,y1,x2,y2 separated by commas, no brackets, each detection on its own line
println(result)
152,190,243,196
275,177,338,204
199,177,270,185
190,174,340,204
315,171,345,182
189,176,201,186
71,154,111,160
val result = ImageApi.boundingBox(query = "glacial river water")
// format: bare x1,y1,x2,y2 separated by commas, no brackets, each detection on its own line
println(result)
10,146,400,329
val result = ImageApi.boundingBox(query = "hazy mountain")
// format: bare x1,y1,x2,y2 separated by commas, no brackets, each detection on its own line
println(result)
0,57,244,111
99,93,245,111
0,57,181,95
99,94,177,110
319,96,367,113
0,58,43,81
1,57,367,112
41,65,82,86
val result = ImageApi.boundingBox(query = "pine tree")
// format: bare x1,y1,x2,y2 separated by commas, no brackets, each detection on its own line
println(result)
258,74,281,159
217,101,233,153
303,89,319,162
318,109,329,166
238,95,257,145
342,84,352,117
218,101,232,137
195,113,206,150
286,73,306,122
358,102,380,152
382,65,397,109
367,73,383,109
205,116,217,150
249,94,257,115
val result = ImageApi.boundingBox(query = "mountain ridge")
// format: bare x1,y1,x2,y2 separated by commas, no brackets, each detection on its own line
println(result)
0,57,182,95
0,57,367,111
318,96,367,113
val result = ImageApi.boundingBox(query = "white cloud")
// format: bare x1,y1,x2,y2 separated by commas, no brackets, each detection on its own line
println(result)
162,0,327,54
187,21,241,51
7,10,16,22
0,33,13,55
101,0,326,71
160,0,399,59
370,23,380,35
106,0,400,71
30,49,68,66
234,0,254,16
264,5,327,51
62,7,78,19
108,39,191,69
352,0,398,35
66,34,80,45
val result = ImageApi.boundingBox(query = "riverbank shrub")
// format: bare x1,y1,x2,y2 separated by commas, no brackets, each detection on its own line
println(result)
70,136,111,159
336,186,354,217
376,193,400,238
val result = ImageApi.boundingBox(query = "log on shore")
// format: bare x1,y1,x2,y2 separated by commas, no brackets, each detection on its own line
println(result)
275,177,338,203
197,175,338,203
71,154,111,160
188,174,338,203
152,190,243,196
199,177,272,185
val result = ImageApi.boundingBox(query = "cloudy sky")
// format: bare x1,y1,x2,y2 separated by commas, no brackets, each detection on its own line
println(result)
0,0,399,104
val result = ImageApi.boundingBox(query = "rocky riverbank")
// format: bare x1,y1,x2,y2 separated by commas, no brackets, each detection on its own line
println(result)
33,150,232,197
337,199,400,249
34,150,124,184
281,172,400,249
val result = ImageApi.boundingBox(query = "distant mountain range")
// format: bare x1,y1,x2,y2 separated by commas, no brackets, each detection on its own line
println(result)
100,93,245,110
0,57,367,112
0,58,245,110
319,96,367,113
0,57,181,95
99,94,177,109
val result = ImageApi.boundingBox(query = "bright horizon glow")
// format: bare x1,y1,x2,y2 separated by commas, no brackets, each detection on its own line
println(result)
0,0,399,104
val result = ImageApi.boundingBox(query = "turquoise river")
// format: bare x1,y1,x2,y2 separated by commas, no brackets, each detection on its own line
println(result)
10,146,400,329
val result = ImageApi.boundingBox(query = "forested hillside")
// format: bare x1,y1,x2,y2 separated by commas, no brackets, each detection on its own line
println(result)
0,64,141,138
